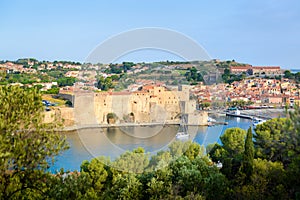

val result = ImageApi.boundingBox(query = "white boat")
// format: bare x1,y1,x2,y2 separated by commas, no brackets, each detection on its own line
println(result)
207,117,216,122
176,115,189,140
234,109,240,115
252,118,266,127
176,131,189,139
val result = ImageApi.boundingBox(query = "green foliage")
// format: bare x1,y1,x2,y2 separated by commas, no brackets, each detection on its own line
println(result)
283,70,300,83
254,118,292,164
0,86,68,199
112,147,149,173
233,158,287,199
227,100,253,108
47,141,230,199
1,73,38,84
221,71,245,84
42,86,60,94
199,102,211,109
57,77,76,87
80,158,108,192
97,76,114,91
65,100,72,107
183,142,203,160
169,140,185,158
148,150,172,170
104,62,134,74
106,112,117,124
209,128,246,179
184,67,203,84
241,127,254,182
284,70,294,79
221,127,246,159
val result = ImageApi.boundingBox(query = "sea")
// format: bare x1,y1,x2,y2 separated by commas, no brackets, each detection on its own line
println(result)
49,116,256,173
291,69,300,74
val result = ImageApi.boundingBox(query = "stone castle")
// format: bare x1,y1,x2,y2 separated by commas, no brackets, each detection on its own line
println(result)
46,85,208,127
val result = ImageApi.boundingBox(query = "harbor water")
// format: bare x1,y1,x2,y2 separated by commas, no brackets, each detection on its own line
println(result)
49,116,260,172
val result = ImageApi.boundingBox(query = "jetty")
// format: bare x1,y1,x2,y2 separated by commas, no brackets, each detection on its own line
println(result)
225,112,272,120
60,121,214,132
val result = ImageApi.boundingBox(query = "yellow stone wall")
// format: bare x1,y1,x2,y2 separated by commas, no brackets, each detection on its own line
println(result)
93,86,189,124
43,107,75,126
46,85,207,126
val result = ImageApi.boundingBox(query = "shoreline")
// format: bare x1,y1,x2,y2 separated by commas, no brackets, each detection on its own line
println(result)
59,122,210,132
59,108,289,132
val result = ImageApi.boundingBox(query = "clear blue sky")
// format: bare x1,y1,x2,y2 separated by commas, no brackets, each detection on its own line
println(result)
0,0,299,68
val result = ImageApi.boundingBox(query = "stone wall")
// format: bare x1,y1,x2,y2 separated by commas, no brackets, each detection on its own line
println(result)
187,111,208,126
46,85,208,127
43,107,75,126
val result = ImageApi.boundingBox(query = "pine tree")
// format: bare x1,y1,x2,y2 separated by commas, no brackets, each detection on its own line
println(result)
0,86,68,199
241,127,254,182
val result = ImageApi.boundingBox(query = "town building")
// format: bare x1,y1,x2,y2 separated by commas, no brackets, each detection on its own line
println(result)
230,65,282,76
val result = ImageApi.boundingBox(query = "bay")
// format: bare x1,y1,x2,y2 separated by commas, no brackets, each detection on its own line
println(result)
49,116,254,173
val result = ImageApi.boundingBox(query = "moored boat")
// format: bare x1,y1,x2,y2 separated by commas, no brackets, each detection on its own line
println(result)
252,118,266,127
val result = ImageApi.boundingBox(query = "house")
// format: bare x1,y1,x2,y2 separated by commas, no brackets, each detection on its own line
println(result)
230,65,282,76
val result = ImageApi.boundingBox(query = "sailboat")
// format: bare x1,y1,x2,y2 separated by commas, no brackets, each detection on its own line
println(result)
252,117,266,127
176,115,189,140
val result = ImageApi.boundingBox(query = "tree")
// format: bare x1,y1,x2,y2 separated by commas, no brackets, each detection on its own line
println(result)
0,86,68,199
284,70,294,79
184,67,203,84
97,76,113,91
220,128,246,159
199,102,211,110
227,100,247,108
183,142,204,161
112,147,149,173
80,157,109,194
209,128,246,179
110,173,143,199
148,150,172,171
241,127,254,182
236,158,287,199
254,118,291,164
57,77,76,87
295,72,300,82
65,100,73,107
106,112,117,124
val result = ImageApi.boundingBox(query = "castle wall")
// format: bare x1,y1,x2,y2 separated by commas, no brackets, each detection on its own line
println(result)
47,85,207,126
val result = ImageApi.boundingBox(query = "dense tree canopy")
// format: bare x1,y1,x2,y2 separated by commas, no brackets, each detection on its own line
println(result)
0,86,68,199
97,76,114,91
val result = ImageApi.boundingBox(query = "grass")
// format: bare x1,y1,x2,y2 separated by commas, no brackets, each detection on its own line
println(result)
42,94,66,107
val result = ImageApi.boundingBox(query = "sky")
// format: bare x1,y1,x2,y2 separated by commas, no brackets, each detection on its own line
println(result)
0,0,299,69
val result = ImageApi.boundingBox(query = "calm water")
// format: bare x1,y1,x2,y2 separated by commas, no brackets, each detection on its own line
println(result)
50,116,254,173
291,69,300,74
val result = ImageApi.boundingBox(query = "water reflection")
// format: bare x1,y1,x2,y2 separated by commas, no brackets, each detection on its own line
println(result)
50,116,253,172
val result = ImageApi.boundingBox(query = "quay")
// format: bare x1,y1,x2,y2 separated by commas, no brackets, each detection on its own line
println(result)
61,122,209,132
225,112,272,120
